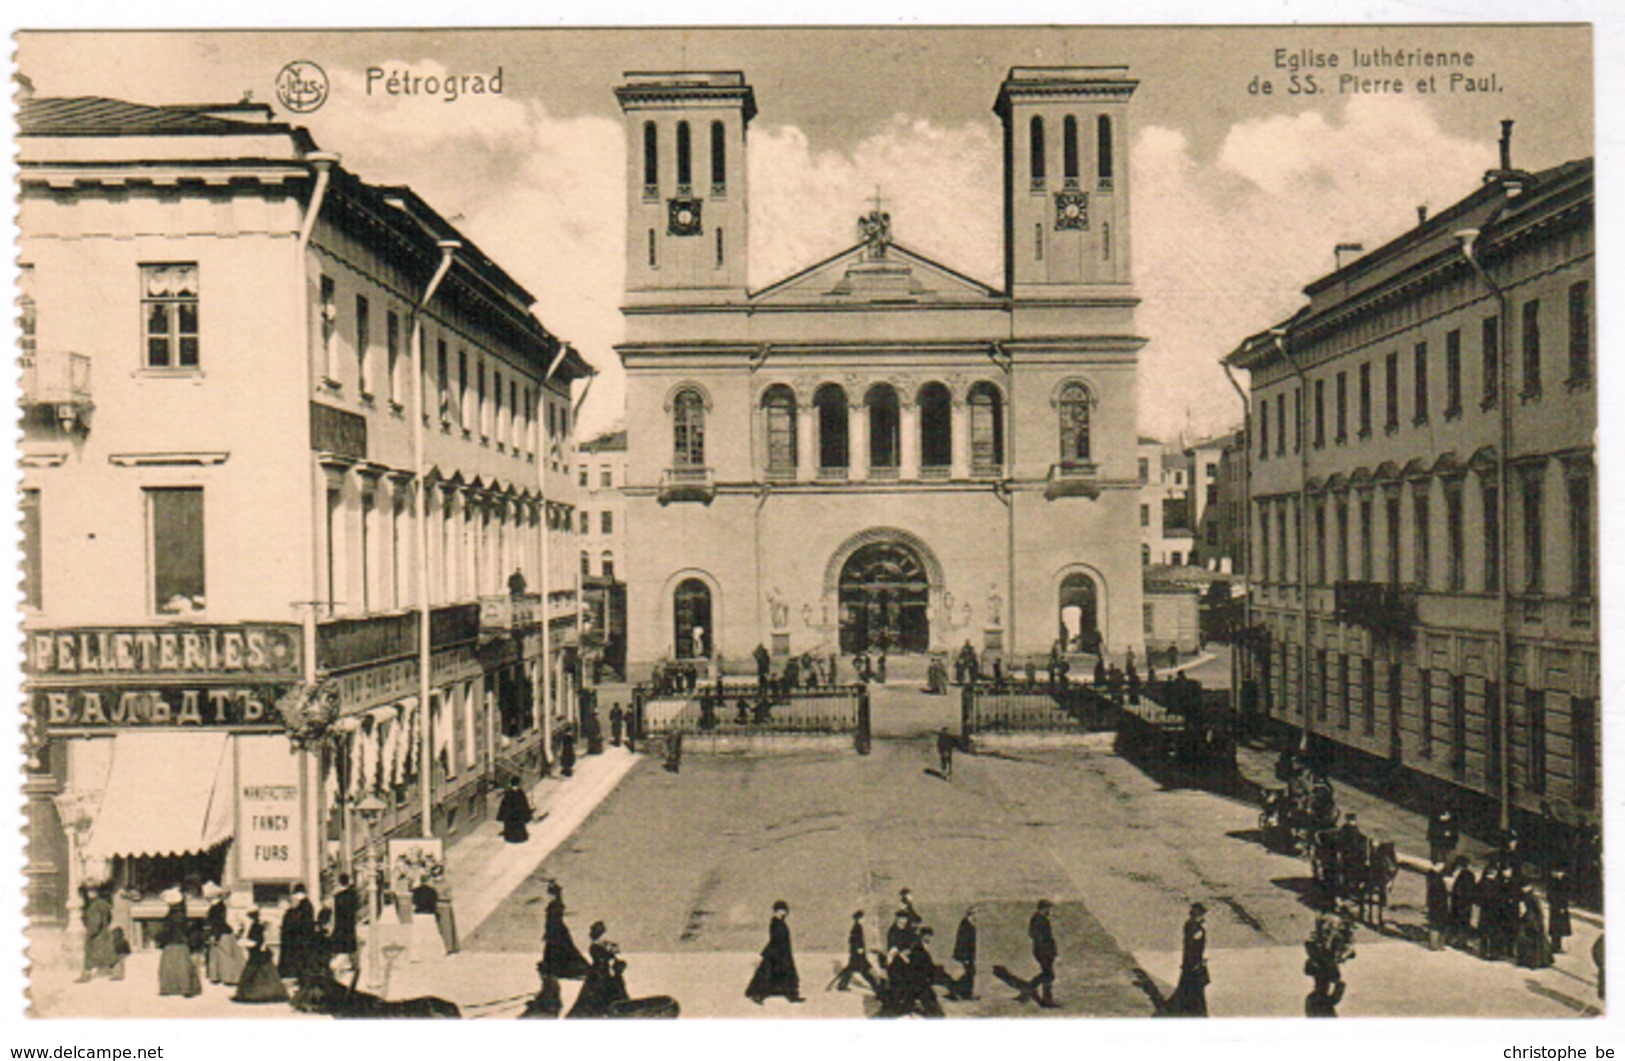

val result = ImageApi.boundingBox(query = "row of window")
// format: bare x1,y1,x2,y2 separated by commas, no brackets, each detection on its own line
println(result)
1268,648,1596,804
1026,114,1114,187
578,509,616,536
668,380,1100,473
580,549,616,580
578,463,619,489
318,271,562,462
642,119,727,195
1255,460,1593,600
1257,284,1592,460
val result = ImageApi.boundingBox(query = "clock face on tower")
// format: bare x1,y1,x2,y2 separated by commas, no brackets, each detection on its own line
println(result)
668,196,703,237
1054,190,1089,232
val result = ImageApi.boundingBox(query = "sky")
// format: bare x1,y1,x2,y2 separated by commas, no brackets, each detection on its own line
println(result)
16,25,1594,444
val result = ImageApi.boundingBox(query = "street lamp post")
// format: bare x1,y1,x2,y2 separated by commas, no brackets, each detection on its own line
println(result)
355,793,387,991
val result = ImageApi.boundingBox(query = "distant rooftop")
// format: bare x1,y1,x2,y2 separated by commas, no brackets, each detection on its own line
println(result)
18,96,297,139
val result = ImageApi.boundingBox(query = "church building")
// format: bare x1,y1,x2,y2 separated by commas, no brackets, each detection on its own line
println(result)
615,67,1146,675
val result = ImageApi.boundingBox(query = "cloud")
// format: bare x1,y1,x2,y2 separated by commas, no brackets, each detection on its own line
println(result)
1132,94,1492,442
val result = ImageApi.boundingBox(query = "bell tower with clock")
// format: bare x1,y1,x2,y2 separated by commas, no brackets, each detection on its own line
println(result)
995,67,1137,300
616,72,756,308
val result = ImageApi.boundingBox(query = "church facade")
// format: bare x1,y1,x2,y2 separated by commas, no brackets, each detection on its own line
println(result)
615,68,1146,675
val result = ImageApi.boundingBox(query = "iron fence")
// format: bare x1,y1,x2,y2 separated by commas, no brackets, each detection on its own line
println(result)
962,682,1119,733
633,682,869,750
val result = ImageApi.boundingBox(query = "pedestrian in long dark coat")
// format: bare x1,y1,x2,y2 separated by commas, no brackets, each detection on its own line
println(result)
1428,810,1459,865
532,880,591,1016
609,706,624,747
902,928,946,1017
1093,656,1107,688
330,875,359,964
937,727,956,778
204,888,246,985
1450,859,1478,950
156,891,202,998
1027,899,1058,1007
1549,869,1574,955
1515,885,1553,969
746,900,804,1003
233,910,289,1004
1164,902,1209,1016
278,885,315,980
830,910,878,992
497,778,535,843
77,886,119,982
1126,662,1141,706
1426,864,1451,951
559,729,577,777
949,906,978,1001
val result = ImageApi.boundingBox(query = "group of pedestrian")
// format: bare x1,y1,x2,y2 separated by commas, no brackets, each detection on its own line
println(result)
1429,857,1567,970
78,876,365,1007
523,879,677,1018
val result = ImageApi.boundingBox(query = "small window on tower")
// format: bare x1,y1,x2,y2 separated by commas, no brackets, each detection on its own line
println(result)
648,229,658,269
1035,223,1043,261
1029,115,1046,191
716,227,725,269
711,120,727,196
642,121,658,195
1097,115,1114,189
676,121,692,191
1063,115,1079,184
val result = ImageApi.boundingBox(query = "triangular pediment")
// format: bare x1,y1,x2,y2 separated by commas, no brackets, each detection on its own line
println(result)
751,241,1002,306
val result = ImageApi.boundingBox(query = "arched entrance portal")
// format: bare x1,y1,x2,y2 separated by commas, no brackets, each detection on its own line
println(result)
838,541,930,654
1058,572,1101,655
673,578,712,659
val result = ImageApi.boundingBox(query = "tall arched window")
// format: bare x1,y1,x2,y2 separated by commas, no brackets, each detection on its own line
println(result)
969,381,1005,472
919,382,952,471
642,121,658,191
867,384,900,471
1058,382,1092,464
762,385,798,476
711,120,727,194
1063,115,1080,183
673,388,706,467
1029,115,1046,186
676,121,692,189
814,383,849,474
601,551,615,581
1097,115,1114,185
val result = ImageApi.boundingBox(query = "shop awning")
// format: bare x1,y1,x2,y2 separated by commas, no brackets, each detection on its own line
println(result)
84,731,235,861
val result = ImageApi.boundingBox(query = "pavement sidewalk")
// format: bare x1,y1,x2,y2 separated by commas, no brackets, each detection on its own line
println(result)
443,744,641,938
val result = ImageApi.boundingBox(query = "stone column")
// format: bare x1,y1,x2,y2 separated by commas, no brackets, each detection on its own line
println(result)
950,399,971,479
850,403,870,481
900,402,921,480
796,404,816,482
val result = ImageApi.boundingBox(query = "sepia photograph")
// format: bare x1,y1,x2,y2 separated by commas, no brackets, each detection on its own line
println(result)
7,19,1602,1030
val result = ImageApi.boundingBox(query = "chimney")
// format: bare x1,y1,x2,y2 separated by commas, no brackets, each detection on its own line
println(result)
1417,205,1428,226
1499,118,1514,171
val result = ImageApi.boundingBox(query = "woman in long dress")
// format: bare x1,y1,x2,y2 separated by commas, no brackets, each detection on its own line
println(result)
156,891,202,998
204,887,246,985
78,886,119,982
497,779,534,844
531,880,591,1014
234,910,290,1004
1164,903,1210,1016
1515,885,1554,969
565,922,679,1019
745,900,803,1003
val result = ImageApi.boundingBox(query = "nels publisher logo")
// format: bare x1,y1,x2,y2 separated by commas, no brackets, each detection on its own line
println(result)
276,60,329,113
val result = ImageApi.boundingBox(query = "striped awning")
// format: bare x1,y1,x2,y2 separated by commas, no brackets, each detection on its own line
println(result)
84,731,235,860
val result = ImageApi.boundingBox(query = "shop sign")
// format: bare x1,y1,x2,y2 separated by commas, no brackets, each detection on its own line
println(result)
237,734,304,882
33,685,290,730
333,645,484,711
25,624,302,679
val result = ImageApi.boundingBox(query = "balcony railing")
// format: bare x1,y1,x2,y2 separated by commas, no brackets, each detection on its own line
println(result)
21,350,93,428
1332,580,1419,643
658,466,716,504
919,465,951,480
1045,460,1101,500
479,592,542,634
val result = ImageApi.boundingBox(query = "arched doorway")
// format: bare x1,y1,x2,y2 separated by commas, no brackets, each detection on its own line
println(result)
838,541,930,654
673,578,712,659
1058,572,1101,655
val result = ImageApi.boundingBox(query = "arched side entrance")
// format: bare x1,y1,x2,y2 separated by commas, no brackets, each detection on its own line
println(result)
1055,565,1107,655
663,572,718,660
823,528,945,655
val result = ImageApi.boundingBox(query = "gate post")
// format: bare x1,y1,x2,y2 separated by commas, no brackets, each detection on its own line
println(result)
855,684,871,755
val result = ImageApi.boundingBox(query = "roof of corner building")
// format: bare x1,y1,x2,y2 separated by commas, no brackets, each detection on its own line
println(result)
18,96,309,142
1224,156,1591,372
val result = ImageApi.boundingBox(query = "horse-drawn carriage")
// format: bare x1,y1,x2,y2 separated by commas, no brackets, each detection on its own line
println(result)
1258,775,1339,853
1308,826,1400,925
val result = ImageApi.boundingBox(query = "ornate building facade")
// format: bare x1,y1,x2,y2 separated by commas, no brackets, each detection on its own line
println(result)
615,68,1146,675
1227,140,1595,844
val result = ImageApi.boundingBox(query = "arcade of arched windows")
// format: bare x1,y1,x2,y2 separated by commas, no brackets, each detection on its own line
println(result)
318,461,575,620
1026,112,1115,192
748,377,1009,482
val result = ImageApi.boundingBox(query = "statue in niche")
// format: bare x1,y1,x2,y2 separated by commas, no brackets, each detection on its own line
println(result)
987,584,1003,628
768,587,790,631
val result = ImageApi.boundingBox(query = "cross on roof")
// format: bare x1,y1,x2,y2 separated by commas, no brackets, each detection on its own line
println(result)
867,185,889,216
